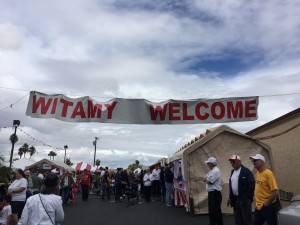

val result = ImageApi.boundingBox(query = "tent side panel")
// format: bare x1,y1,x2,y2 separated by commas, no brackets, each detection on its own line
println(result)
184,131,271,215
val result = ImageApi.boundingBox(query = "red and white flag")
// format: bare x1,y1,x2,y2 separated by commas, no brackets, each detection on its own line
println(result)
74,162,92,171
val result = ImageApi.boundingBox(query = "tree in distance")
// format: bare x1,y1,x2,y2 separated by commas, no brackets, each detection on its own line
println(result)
48,151,57,160
95,159,101,167
65,158,73,166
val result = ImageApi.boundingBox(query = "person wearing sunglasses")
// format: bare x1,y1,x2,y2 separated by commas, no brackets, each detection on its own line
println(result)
249,153,280,225
203,157,223,225
227,155,255,225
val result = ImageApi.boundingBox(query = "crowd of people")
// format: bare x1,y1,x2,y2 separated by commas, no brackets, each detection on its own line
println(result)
0,153,281,225
0,169,63,225
72,165,176,206
0,163,177,225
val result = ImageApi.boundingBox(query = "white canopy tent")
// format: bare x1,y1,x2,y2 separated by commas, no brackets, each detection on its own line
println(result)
169,125,273,215
25,158,75,172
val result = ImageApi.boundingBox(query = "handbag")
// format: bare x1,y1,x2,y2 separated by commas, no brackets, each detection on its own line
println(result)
39,194,54,225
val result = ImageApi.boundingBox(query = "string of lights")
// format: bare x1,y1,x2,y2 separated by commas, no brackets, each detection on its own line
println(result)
0,126,171,143
18,127,64,151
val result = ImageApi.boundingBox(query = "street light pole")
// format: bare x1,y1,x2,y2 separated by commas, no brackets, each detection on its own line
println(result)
9,120,20,169
93,137,99,167
64,145,68,164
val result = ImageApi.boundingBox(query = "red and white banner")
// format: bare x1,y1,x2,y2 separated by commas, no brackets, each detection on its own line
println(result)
173,179,189,211
26,91,258,124
74,162,92,171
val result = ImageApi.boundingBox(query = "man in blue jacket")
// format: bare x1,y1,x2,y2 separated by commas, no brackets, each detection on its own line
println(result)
227,155,255,225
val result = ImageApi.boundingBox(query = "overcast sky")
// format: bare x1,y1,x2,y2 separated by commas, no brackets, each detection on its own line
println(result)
0,0,299,169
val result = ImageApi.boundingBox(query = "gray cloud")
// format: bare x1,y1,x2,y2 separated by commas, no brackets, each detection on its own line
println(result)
0,23,22,50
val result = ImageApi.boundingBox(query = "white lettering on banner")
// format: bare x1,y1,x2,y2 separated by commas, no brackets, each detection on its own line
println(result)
26,91,259,124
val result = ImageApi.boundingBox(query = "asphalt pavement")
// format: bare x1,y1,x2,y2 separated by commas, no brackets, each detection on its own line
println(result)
61,193,234,225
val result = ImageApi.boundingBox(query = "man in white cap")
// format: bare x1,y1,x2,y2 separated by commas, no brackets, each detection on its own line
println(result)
227,155,255,225
203,157,223,225
250,153,280,225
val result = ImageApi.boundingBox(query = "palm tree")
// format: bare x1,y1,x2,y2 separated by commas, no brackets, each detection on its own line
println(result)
95,159,101,167
48,151,57,160
9,134,18,145
0,155,5,166
17,149,23,159
65,158,73,166
127,159,142,171
52,151,57,160
9,133,18,169
135,160,140,166
28,146,36,158
19,143,29,158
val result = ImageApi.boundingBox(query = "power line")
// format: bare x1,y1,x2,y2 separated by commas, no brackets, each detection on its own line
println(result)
0,92,29,112
23,91,300,100
1,86,300,100
259,92,300,98
0,87,30,92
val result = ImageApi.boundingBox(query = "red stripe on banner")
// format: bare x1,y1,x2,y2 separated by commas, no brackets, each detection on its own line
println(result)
176,189,181,205
179,190,186,205
86,164,92,171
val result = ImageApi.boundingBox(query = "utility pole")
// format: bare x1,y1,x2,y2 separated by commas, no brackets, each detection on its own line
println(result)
93,137,99,167
9,120,20,169
64,145,68,164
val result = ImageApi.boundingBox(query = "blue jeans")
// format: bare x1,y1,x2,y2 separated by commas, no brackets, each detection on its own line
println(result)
165,182,173,206
61,187,70,203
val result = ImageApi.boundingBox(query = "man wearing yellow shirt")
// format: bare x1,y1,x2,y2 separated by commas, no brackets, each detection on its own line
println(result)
250,153,280,225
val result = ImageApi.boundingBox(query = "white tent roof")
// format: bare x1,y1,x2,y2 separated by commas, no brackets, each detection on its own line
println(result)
25,158,75,171
169,125,270,162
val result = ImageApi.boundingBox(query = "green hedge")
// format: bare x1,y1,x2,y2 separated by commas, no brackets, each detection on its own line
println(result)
0,166,12,185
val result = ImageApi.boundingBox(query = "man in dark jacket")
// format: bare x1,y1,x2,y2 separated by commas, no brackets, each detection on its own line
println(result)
115,168,123,203
227,155,255,225
164,163,174,207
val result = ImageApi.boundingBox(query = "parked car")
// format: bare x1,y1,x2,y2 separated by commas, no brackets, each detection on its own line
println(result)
278,194,300,225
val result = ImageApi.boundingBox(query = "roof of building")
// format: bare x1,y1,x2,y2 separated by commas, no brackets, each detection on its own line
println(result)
246,107,300,135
